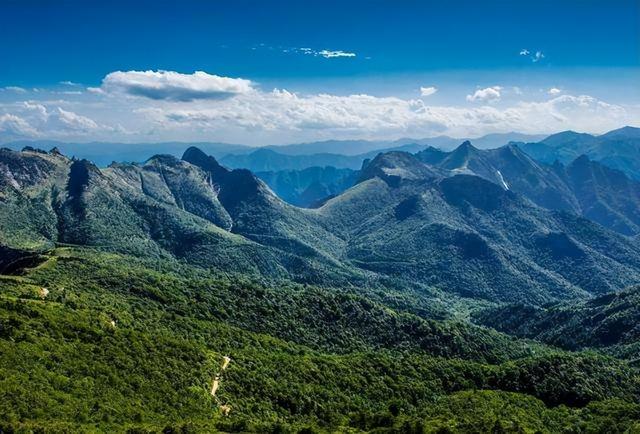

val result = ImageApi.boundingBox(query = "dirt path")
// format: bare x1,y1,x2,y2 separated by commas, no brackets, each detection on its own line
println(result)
210,356,232,415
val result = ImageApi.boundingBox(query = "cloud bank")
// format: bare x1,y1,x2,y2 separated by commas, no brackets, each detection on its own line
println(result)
0,70,636,144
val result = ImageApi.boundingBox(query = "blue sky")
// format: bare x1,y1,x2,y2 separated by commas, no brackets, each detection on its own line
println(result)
0,0,638,144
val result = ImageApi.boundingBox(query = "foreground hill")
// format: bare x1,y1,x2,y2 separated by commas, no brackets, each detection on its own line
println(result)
1,248,639,432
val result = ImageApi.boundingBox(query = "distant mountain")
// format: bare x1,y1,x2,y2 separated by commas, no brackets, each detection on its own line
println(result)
220,148,366,171
255,166,359,207
601,126,640,140
520,126,640,180
415,141,640,235
464,132,548,150
3,140,252,167
266,133,547,155
265,136,459,155
4,132,548,168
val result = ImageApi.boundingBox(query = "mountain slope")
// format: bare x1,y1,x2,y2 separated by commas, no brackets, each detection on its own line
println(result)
320,151,640,303
5,146,640,306
0,147,356,283
2,247,640,432
474,285,640,360
416,142,640,235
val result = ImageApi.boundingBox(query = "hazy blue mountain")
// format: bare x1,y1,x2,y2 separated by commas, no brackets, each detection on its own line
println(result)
220,148,366,171
464,132,547,150
3,140,252,167
600,126,640,140
255,166,359,207
4,132,548,169
265,133,546,155
520,126,640,180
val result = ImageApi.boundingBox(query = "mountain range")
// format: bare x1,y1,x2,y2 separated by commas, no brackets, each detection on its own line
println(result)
4,142,640,305
3,131,546,168
4,129,640,431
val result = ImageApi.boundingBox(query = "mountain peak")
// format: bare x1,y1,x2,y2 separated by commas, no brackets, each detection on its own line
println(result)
358,151,437,186
145,154,182,167
601,126,640,139
458,140,475,150
182,146,229,179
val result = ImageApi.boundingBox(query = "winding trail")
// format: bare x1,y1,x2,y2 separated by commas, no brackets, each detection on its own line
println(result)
210,356,232,416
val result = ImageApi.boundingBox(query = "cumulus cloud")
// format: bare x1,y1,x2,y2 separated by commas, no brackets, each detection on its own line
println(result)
99,70,254,101
0,102,110,139
466,86,502,103
53,107,100,132
420,86,438,97
0,114,38,136
548,87,562,95
519,49,530,56
135,87,632,142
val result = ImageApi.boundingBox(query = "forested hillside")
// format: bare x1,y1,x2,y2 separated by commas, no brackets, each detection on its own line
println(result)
2,143,640,432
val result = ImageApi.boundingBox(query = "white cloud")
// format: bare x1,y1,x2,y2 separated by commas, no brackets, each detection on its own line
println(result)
512,86,523,95
0,70,637,144
0,114,38,136
1,86,27,93
420,86,438,97
99,70,254,101
519,49,530,56
466,86,502,103
0,102,109,139
293,47,357,59
53,107,100,132
548,87,562,95
318,50,356,58
135,87,632,143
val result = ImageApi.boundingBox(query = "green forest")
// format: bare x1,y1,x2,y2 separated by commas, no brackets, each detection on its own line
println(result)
1,248,640,433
